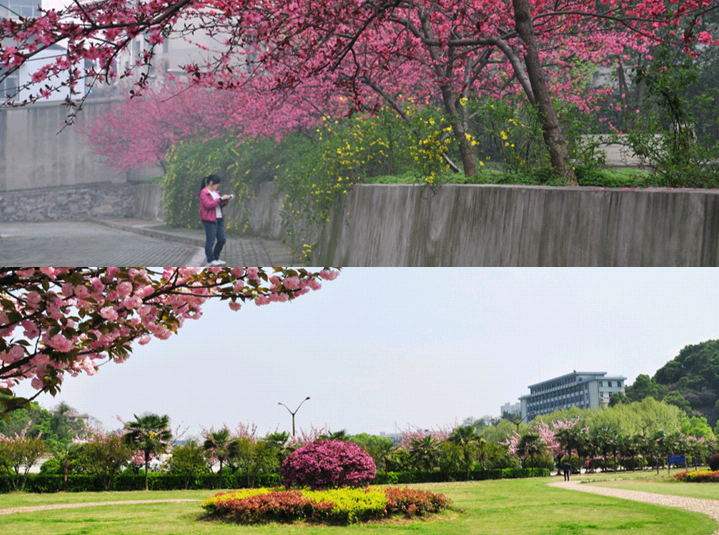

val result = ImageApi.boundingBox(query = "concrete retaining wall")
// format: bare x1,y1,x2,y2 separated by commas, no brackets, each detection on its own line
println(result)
5,181,719,266
315,185,719,266
0,98,160,192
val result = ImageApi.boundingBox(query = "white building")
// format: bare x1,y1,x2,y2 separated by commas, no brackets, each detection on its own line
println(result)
519,371,626,422
1,1,85,103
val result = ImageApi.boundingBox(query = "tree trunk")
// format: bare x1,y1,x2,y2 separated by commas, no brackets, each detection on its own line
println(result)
440,88,478,177
512,0,577,186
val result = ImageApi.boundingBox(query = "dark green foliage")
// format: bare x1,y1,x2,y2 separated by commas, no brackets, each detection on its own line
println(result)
39,458,62,474
709,455,719,472
653,339,719,424
560,455,584,474
0,468,550,494
0,398,86,449
608,392,629,407
663,391,693,416
626,375,659,402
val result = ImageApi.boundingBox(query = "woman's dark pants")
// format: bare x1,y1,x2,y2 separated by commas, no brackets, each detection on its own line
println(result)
202,218,226,262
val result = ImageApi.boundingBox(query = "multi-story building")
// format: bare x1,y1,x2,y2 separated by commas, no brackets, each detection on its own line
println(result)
500,402,521,417
519,371,626,422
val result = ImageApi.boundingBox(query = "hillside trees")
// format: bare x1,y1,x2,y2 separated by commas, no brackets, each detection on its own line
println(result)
0,267,338,414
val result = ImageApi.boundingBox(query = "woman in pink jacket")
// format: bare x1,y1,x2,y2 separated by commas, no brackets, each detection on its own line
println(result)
198,174,231,266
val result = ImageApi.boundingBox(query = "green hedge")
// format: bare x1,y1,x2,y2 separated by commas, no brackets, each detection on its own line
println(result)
373,468,549,484
0,472,283,494
1,469,548,494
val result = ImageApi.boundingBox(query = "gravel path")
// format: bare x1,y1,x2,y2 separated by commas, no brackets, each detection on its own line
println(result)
0,498,200,516
549,481,719,533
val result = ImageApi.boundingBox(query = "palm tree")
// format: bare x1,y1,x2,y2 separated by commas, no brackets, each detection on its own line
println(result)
449,425,484,479
203,428,236,489
556,425,582,463
122,413,173,491
52,442,79,492
410,436,440,472
319,430,350,441
516,432,545,476
373,440,395,476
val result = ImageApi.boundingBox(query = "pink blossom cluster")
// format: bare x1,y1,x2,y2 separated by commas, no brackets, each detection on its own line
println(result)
280,440,376,490
0,268,338,405
398,424,452,451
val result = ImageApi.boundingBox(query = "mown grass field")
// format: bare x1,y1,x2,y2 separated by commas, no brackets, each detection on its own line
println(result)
1,477,717,535
577,467,719,501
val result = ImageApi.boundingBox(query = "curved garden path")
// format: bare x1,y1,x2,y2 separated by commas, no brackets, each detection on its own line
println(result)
550,480,719,534
0,498,200,516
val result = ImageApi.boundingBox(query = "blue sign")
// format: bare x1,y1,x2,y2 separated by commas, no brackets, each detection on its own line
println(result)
668,455,686,464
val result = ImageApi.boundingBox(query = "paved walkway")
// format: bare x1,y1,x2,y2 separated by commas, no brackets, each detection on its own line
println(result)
550,480,719,533
0,499,200,516
0,219,296,265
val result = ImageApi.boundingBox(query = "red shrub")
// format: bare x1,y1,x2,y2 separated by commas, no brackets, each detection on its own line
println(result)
217,490,321,523
383,487,451,517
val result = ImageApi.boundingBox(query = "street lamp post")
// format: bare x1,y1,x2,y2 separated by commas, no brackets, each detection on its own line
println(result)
278,397,310,437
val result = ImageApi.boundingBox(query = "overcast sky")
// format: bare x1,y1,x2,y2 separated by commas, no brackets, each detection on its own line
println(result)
15,268,719,438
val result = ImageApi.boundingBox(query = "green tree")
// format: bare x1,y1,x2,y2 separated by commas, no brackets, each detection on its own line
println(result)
166,439,210,490
0,396,85,448
319,429,350,441
0,433,49,491
349,433,395,475
590,424,620,472
681,416,715,441
482,419,527,445
626,375,659,402
409,436,440,472
75,433,133,491
122,413,173,491
51,442,80,491
663,391,693,416
265,431,291,467
448,425,484,479
609,393,629,407
203,428,235,488
516,432,546,474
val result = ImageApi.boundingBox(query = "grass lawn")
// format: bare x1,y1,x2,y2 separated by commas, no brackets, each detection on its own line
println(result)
576,467,719,501
1,478,717,535
0,489,210,508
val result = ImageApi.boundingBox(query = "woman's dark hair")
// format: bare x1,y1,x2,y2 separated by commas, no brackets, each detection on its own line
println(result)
199,174,222,193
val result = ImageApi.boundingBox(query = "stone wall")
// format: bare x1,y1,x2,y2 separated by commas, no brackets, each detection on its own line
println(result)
0,98,160,192
0,183,139,221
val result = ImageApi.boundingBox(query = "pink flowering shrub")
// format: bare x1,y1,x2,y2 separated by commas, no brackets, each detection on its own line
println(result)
281,440,376,490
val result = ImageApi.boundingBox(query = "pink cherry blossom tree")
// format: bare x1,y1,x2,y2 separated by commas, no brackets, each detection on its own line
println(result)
0,267,339,415
2,0,718,183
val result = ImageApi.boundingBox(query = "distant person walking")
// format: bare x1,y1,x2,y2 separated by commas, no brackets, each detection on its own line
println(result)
563,460,571,481
199,174,231,266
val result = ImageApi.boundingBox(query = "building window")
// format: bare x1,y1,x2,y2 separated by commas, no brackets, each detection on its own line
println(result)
0,71,19,102
1,0,39,18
